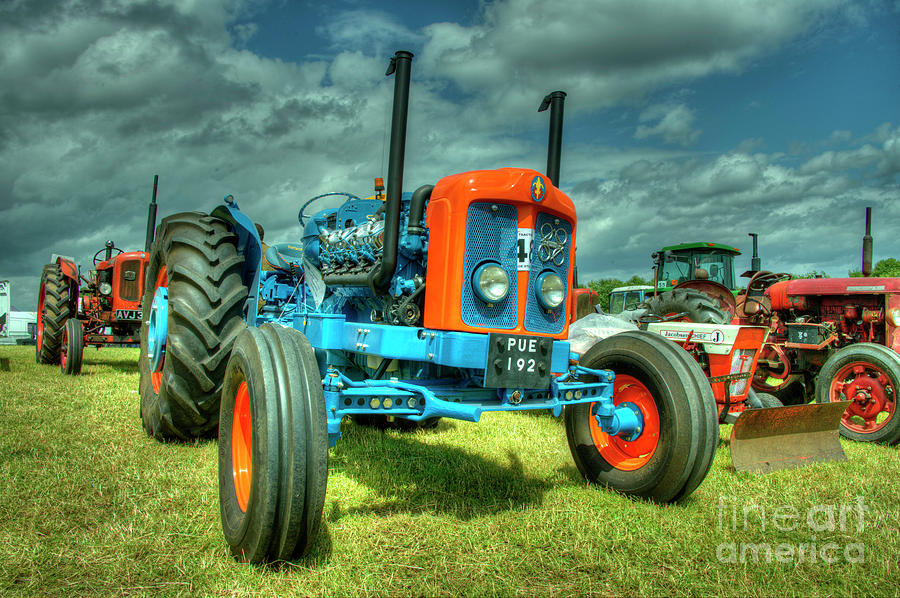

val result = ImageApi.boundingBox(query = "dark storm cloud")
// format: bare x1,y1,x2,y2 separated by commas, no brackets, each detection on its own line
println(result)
418,0,849,115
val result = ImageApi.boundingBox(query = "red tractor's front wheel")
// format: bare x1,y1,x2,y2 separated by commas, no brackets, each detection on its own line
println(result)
60,319,84,375
565,330,717,503
816,343,900,445
219,324,328,563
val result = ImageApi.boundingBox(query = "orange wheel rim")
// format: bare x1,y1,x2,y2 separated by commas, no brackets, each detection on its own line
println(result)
588,374,660,471
150,266,168,394
60,323,68,368
232,380,252,512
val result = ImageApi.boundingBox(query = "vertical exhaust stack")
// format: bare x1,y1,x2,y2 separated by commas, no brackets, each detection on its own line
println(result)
539,91,567,187
862,207,873,277
145,174,159,253
368,50,414,294
748,233,761,274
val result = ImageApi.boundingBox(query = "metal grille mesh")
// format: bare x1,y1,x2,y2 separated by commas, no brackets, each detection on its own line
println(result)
118,260,141,302
461,203,518,329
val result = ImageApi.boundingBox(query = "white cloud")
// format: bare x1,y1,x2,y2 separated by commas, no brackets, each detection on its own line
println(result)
634,104,701,146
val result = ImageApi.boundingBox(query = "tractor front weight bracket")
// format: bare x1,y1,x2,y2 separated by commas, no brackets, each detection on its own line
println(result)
322,365,615,447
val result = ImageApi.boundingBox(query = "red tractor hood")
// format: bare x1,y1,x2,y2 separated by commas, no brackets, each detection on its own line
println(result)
767,277,900,310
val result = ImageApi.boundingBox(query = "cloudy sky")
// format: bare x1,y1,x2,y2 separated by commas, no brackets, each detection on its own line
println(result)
1,0,898,310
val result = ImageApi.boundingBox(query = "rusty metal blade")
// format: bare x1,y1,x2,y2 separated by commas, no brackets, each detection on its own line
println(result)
730,401,849,474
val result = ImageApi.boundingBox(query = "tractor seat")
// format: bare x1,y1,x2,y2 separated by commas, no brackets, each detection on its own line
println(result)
264,242,305,273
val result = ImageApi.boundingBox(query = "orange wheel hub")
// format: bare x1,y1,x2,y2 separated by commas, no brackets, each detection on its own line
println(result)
232,380,252,512
589,374,660,471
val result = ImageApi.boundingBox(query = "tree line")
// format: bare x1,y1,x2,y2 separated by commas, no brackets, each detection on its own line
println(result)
584,258,900,312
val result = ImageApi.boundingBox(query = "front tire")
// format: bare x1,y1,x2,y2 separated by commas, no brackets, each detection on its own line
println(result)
747,389,783,409
139,212,248,440
815,343,900,445
219,324,328,563
60,319,84,375
564,330,717,503
36,264,73,364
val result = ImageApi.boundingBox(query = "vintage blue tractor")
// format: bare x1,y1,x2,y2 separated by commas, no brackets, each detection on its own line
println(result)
139,51,717,563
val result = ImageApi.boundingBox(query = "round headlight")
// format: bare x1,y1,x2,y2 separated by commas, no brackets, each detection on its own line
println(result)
537,272,565,310
99,282,113,295
473,263,509,303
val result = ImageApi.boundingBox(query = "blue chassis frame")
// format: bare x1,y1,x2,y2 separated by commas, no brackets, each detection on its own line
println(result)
147,201,643,448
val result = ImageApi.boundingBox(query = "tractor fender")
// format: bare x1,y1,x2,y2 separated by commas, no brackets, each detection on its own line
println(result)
674,280,736,319
54,256,80,311
210,202,262,326
55,256,78,284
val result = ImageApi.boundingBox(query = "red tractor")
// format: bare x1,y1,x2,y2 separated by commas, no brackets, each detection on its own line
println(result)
35,177,160,374
737,208,900,445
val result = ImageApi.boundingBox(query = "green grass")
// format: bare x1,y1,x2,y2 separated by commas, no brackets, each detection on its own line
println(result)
0,345,897,597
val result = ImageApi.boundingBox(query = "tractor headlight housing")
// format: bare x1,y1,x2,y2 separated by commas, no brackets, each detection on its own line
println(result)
99,282,113,296
472,263,509,303
536,271,565,310
889,308,900,328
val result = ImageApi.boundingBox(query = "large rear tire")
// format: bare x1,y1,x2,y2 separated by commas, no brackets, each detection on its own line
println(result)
815,343,900,445
36,264,73,364
60,319,84,375
641,289,728,324
139,212,248,440
219,324,328,563
564,330,717,503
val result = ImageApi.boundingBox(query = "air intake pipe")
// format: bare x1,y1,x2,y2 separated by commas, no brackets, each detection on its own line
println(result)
748,233,760,274
539,91,567,187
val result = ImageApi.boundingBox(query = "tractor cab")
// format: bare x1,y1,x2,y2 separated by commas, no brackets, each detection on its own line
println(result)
653,242,740,294
607,284,652,314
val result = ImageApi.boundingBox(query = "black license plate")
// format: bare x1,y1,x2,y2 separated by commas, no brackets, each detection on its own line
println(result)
484,333,552,389
115,309,142,321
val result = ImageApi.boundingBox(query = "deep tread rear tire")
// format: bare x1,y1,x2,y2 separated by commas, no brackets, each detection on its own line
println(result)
564,330,717,503
36,264,72,364
139,212,248,440
61,319,84,375
219,324,328,563
641,289,728,324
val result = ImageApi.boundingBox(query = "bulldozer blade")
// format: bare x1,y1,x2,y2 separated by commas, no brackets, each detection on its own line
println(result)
730,401,849,474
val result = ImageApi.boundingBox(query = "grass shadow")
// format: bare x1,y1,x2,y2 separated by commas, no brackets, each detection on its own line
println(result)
330,426,550,520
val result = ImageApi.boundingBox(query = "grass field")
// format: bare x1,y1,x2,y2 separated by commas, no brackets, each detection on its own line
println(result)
0,345,897,597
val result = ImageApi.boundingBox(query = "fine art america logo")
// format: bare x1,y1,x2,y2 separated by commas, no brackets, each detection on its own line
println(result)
716,496,869,564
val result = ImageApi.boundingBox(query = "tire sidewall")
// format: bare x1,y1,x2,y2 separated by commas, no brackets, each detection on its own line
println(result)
219,327,280,562
139,248,170,436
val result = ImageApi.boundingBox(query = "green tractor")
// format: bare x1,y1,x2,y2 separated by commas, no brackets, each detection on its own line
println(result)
648,241,744,320
605,242,743,320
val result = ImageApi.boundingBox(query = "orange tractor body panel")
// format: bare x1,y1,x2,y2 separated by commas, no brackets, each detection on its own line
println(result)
423,168,577,339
